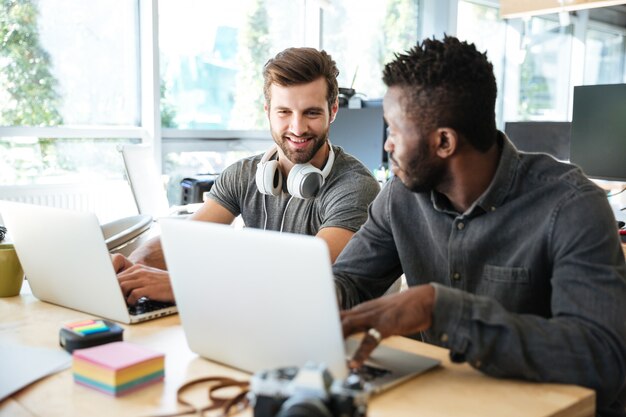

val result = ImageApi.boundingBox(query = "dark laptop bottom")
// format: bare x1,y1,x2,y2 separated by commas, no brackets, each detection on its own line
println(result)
128,297,176,316
351,363,392,382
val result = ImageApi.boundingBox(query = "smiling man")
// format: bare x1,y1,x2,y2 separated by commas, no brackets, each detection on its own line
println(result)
112,47,380,305
335,36,626,416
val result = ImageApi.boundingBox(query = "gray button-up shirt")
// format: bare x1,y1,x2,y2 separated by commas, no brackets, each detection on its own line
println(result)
334,133,626,416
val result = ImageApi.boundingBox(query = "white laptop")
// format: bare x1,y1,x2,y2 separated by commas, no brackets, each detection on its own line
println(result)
0,202,177,324
119,144,201,218
160,219,440,393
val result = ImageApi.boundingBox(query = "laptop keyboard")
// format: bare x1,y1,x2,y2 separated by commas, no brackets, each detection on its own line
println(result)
128,297,176,316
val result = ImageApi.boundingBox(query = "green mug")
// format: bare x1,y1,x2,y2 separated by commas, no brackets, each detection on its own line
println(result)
0,243,24,297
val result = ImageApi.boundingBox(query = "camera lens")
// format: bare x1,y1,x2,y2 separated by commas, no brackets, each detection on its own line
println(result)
277,397,333,417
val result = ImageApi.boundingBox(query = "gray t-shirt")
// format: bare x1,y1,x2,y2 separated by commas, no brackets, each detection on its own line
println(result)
207,146,380,235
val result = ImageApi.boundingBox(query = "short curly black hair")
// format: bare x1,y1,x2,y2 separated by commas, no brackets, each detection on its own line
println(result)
383,36,497,152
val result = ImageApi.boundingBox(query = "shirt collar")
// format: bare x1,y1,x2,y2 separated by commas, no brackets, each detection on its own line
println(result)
471,131,519,214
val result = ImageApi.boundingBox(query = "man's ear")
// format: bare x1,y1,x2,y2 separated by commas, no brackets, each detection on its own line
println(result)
264,102,270,117
329,99,339,123
435,128,458,159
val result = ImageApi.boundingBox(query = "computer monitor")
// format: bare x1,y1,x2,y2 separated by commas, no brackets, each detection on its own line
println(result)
330,103,386,173
570,84,626,181
504,121,571,161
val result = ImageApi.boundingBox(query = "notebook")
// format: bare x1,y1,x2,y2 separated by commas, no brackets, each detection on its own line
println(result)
0,202,177,324
159,219,440,393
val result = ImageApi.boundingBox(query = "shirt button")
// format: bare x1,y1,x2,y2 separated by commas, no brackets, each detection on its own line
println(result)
452,272,461,281
440,333,449,343
490,206,496,212
457,222,465,230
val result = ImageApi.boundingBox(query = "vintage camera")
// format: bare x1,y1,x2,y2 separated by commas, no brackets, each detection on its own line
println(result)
249,362,369,417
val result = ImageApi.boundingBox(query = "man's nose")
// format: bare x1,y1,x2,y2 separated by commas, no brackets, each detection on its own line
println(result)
289,114,308,136
384,136,394,153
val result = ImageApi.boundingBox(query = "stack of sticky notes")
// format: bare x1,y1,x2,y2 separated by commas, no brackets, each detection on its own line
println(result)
66,319,109,335
72,341,164,396
60,319,124,353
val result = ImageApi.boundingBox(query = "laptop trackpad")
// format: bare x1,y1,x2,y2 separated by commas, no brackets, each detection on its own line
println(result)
344,338,440,393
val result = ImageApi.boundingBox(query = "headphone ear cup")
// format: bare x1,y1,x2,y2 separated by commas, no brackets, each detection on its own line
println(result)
256,159,283,196
287,164,323,199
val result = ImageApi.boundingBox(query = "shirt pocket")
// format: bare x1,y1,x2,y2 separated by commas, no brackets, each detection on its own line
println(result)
477,265,532,311
483,265,530,284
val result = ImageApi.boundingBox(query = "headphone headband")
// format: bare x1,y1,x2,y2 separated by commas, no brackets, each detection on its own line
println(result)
259,145,279,165
320,142,335,180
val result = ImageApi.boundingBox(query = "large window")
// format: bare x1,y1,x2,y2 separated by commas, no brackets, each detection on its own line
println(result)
158,0,307,200
159,0,421,202
584,24,626,85
456,0,506,128
4,0,626,220
501,12,625,123
509,16,574,121
0,0,140,188
159,0,305,131
321,0,419,99
0,0,139,127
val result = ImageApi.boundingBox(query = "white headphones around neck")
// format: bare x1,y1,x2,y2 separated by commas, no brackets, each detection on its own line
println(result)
255,143,335,199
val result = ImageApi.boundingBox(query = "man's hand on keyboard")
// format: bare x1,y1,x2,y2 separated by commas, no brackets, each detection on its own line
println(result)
117,264,175,305
111,253,134,274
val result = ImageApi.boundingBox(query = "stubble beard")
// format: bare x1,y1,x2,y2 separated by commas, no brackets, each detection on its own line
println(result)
272,128,329,165
393,139,446,194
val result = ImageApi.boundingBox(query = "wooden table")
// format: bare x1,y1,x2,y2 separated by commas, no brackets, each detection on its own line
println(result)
0,284,595,417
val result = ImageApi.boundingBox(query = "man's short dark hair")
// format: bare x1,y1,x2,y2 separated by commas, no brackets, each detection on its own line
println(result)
383,36,497,151
263,47,339,113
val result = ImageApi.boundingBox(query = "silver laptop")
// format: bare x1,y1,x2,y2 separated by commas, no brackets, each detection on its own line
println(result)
0,201,177,324
160,219,440,393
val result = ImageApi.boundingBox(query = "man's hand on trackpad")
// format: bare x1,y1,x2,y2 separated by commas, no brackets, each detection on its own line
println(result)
340,284,436,369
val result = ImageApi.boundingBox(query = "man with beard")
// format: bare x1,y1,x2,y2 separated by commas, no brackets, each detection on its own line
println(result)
336,36,626,416
112,47,380,305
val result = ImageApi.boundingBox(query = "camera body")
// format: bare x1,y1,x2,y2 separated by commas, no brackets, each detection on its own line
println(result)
249,362,369,417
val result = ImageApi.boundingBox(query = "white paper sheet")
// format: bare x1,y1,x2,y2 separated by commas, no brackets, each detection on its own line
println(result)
0,344,71,401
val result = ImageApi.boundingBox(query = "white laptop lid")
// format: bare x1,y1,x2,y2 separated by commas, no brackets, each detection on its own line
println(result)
119,144,171,218
161,220,442,390
0,202,177,324
160,219,349,379
120,144,202,218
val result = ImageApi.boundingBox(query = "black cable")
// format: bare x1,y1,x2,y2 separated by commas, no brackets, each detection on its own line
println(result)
606,187,626,198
